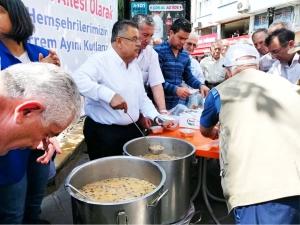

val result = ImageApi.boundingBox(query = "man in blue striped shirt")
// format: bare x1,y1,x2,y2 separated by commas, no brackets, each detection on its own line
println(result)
153,18,210,110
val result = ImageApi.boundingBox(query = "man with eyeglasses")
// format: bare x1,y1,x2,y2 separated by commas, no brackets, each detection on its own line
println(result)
153,18,210,110
131,14,167,129
200,40,226,89
200,43,300,224
221,39,230,57
266,28,300,84
72,20,161,160
183,32,205,84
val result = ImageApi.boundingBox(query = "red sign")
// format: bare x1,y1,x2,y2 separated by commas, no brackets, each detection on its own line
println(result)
226,35,250,45
197,33,218,47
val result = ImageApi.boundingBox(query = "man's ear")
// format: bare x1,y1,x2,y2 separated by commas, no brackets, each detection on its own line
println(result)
288,40,294,48
14,101,44,124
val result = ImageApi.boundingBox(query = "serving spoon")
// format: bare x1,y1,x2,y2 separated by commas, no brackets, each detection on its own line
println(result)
126,113,164,155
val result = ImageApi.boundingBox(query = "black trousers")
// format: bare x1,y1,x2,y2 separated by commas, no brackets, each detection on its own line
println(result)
83,116,142,160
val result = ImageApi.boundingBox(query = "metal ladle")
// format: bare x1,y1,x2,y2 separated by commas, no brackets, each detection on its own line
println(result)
126,113,163,155
65,183,94,201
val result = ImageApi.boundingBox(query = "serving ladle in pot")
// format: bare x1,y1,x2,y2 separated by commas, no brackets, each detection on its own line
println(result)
65,183,94,201
126,113,164,155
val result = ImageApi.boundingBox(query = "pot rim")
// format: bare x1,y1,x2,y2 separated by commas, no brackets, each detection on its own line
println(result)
123,136,196,161
65,156,166,205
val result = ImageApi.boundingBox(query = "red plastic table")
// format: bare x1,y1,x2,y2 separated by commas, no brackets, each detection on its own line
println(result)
149,126,224,224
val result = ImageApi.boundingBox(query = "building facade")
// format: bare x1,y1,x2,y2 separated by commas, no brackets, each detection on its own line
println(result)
191,0,300,56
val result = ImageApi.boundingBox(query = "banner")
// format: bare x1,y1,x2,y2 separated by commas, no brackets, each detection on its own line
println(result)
130,1,186,40
22,0,118,72
254,6,294,30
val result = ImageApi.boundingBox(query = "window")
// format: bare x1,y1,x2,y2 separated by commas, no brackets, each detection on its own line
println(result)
199,0,212,17
219,0,236,6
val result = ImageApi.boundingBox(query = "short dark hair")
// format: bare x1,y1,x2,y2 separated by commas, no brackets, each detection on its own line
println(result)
131,14,155,29
111,19,139,43
0,0,35,44
265,28,295,47
252,28,268,40
170,18,192,34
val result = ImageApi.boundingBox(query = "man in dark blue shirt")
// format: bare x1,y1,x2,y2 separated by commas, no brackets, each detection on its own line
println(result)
153,18,210,110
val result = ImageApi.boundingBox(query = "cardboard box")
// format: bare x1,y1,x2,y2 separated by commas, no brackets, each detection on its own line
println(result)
179,109,203,129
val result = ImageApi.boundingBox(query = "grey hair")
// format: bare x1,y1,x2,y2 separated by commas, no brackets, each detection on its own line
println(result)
211,40,223,48
111,19,139,42
269,20,293,31
131,14,155,29
0,62,81,127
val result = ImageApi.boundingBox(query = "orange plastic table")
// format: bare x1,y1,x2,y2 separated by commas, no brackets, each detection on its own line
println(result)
149,126,219,159
149,126,224,224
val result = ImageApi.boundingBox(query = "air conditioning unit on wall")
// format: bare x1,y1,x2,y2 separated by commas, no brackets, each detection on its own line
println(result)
237,0,250,13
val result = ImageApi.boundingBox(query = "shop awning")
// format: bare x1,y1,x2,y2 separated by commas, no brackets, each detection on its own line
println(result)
190,47,210,56
191,34,251,57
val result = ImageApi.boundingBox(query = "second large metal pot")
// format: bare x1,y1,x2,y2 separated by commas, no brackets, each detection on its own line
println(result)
123,136,196,224
65,156,167,224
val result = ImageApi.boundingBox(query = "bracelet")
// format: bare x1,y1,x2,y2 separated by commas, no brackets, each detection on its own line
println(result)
159,110,168,113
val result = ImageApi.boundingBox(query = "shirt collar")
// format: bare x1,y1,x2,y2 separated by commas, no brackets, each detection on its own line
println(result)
108,47,126,67
165,40,184,52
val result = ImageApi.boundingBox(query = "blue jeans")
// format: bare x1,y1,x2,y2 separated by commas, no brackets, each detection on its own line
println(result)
234,196,300,224
0,151,50,224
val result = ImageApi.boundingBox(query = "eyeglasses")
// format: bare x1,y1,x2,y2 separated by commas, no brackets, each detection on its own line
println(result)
119,36,141,44
270,46,285,56
186,42,197,48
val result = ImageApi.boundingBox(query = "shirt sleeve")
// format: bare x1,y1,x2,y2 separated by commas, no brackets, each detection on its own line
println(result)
193,59,205,84
154,47,179,95
148,49,165,87
140,92,160,120
200,88,220,128
183,57,202,89
72,55,116,104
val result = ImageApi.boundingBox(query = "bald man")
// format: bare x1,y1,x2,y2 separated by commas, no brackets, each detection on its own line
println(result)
221,39,230,57
183,32,205,83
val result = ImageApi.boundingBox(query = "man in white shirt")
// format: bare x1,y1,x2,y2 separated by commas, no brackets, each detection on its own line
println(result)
183,32,205,84
221,39,230,57
131,14,167,128
200,40,226,89
72,20,160,160
252,28,276,72
265,28,300,84
288,30,300,84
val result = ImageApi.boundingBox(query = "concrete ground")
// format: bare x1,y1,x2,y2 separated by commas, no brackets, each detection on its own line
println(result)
40,153,235,224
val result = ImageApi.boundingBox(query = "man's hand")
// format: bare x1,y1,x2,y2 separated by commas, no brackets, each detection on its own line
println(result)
200,85,210,98
36,137,62,164
176,86,190,99
39,49,61,67
109,93,128,113
138,114,152,129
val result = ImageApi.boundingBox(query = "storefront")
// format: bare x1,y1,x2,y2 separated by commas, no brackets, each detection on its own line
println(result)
191,33,250,57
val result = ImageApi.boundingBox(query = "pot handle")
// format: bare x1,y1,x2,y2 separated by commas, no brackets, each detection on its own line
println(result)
147,189,169,208
117,211,128,224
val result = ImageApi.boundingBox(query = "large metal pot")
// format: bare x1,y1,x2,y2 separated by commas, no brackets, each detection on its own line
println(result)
123,137,196,224
65,156,168,224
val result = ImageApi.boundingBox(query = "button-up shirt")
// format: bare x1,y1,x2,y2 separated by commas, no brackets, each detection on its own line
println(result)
136,45,164,87
259,53,276,72
153,40,202,109
72,47,159,125
190,56,205,84
267,53,300,84
200,56,226,83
